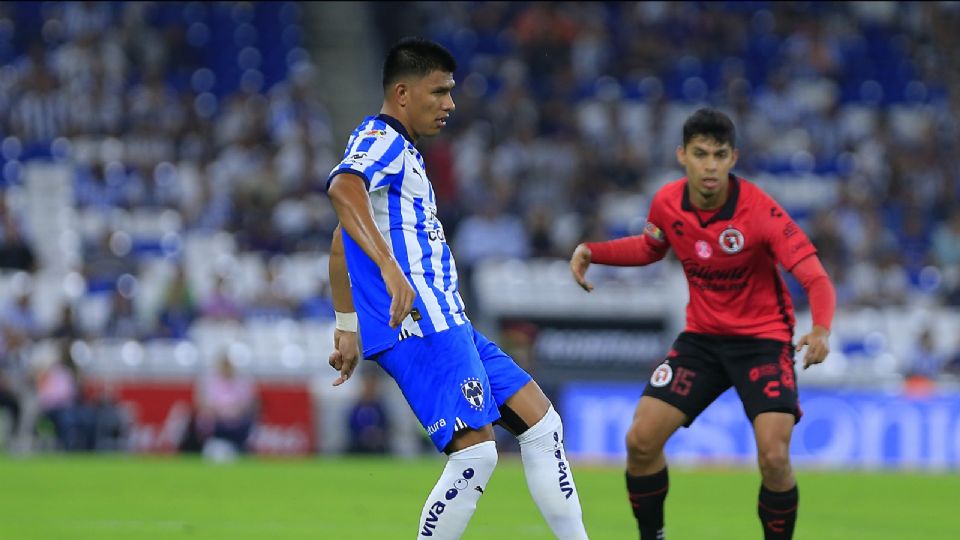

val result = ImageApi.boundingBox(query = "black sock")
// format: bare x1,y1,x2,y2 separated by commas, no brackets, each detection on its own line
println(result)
758,484,798,540
626,467,668,540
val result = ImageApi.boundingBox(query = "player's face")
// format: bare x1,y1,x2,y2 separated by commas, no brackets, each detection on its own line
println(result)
405,70,456,138
677,135,738,207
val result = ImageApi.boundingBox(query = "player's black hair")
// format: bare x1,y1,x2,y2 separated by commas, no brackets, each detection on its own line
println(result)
682,108,736,148
382,37,457,90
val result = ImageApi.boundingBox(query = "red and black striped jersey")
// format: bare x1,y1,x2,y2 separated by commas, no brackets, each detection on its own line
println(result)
644,175,817,342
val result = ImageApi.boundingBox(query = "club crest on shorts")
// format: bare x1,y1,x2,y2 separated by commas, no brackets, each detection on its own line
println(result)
461,378,485,410
719,226,745,254
650,362,673,387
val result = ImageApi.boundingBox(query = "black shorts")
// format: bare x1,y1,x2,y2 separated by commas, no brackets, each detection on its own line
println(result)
642,332,802,427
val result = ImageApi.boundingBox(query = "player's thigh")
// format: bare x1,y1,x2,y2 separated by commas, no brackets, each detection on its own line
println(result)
470,326,544,429
726,339,802,424
627,396,687,452
752,411,795,458
446,423,496,453
377,326,499,453
642,333,731,428
498,380,551,434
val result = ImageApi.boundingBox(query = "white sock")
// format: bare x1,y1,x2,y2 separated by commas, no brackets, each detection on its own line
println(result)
518,406,589,539
417,440,498,539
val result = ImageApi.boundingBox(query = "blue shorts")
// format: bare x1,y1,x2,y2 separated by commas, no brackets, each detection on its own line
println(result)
376,323,532,452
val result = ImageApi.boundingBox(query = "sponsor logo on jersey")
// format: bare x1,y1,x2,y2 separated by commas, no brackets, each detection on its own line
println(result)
461,378,484,410
644,221,665,242
650,362,673,387
695,240,713,259
681,260,749,282
719,227,745,254
783,222,798,238
364,129,387,138
426,418,446,436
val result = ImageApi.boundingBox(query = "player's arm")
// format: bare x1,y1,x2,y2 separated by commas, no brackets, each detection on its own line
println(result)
570,213,670,292
327,173,415,328
328,225,359,386
763,197,835,369
790,254,836,370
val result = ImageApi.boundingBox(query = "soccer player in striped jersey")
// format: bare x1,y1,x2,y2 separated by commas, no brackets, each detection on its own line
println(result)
325,38,589,540
570,109,835,540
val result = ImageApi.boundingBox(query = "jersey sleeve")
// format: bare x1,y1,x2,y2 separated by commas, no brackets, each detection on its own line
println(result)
584,190,671,266
760,195,817,271
643,190,672,253
327,129,406,193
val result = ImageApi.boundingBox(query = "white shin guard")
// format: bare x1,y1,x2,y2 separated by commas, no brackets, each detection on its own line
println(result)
417,440,498,539
518,406,589,539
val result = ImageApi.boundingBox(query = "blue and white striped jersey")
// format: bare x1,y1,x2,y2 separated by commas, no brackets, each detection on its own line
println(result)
327,114,468,357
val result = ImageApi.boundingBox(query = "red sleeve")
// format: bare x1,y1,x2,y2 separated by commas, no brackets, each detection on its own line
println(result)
791,255,836,331
586,235,667,266
586,192,670,267
762,198,817,271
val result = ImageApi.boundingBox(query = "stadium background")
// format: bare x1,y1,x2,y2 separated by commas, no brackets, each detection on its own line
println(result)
0,2,958,538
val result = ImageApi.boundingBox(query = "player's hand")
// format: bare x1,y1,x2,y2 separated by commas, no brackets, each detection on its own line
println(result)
329,329,360,386
381,261,416,327
796,325,830,369
569,243,594,292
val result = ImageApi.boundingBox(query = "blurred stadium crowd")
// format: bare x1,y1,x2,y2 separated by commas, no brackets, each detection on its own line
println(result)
0,2,958,452
374,2,960,309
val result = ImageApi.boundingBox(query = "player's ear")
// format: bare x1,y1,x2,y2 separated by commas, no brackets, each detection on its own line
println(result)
393,81,409,107
729,148,739,168
675,145,686,167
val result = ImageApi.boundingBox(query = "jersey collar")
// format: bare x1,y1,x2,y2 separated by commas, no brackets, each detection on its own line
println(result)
682,173,740,227
377,113,415,145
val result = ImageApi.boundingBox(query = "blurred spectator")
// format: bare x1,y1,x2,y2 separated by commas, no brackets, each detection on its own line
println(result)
86,384,130,452
155,266,197,339
9,66,68,150
51,302,81,341
102,288,144,340
0,329,24,448
0,324,31,451
36,343,94,451
245,263,295,321
904,328,945,381
452,195,530,269
82,230,138,293
932,213,960,268
2,285,39,338
75,161,133,210
189,355,258,454
346,369,390,454
0,192,36,272
199,275,243,322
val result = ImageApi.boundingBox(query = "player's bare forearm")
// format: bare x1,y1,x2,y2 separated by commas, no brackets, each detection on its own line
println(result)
328,173,415,327
329,226,355,313
328,174,396,269
328,226,360,386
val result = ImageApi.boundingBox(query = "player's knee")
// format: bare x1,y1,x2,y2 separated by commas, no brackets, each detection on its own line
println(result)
625,425,661,464
454,440,499,471
758,447,791,477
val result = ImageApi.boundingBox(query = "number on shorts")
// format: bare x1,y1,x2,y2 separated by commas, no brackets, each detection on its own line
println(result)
671,367,696,396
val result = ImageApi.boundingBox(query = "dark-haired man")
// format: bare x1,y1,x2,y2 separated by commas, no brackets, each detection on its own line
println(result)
570,108,835,540
327,38,589,539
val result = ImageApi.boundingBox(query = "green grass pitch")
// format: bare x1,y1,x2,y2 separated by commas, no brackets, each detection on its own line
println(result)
0,455,956,539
